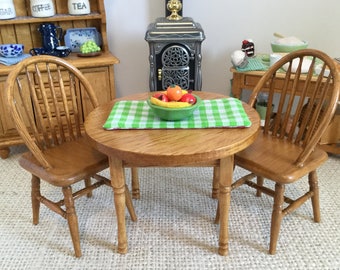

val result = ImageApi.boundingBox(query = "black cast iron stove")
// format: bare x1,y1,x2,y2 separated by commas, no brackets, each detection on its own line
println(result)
145,1,205,91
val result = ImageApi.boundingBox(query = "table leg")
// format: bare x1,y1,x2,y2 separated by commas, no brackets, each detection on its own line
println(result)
218,155,234,256
231,73,243,99
212,166,219,199
131,167,140,199
109,156,128,254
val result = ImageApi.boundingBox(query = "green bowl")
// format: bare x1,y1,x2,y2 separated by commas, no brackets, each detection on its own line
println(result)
271,41,308,53
147,94,202,121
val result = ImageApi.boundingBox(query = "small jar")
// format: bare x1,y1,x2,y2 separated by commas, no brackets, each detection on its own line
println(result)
30,0,55,18
68,0,91,15
0,0,16,20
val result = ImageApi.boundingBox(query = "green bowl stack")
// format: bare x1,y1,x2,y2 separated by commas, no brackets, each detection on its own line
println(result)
271,41,308,53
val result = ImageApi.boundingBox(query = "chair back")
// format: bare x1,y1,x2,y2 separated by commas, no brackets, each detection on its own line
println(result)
5,55,100,168
249,49,340,167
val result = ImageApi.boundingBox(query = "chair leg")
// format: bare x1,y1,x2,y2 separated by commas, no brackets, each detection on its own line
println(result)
62,186,81,258
212,166,219,199
214,202,220,224
309,171,321,222
131,167,140,199
31,175,41,225
269,183,285,255
256,176,264,197
125,184,137,222
84,177,92,198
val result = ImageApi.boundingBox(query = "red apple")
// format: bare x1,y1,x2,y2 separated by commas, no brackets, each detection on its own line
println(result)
153,93,169,102
179,93,196,104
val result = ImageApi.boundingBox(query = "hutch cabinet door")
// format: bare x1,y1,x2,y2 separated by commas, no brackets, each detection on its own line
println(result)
80,66,114,118
0,75,34,136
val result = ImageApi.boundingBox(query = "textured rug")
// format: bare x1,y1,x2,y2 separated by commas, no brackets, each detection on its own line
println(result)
0,145,339,270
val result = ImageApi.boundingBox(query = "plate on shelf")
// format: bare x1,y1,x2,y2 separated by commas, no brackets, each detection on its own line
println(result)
77,52,102,57
64,27,102,53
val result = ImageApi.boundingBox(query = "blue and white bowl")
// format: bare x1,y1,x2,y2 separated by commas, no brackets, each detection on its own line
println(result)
0,44,24,58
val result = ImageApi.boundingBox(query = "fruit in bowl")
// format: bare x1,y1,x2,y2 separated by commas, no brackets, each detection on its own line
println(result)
79,40,101,55
147,85,202,121
0,44,24,58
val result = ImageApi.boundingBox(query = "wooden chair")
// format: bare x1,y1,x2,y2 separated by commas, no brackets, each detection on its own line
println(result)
218,49,340,254
5,55,137,257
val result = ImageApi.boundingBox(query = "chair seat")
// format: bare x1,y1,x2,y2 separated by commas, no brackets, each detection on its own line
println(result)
235,133,329,184
19,137,109,187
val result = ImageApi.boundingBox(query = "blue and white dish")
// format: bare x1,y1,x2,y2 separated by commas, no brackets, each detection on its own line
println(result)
64,27,102,52
0,44,24,58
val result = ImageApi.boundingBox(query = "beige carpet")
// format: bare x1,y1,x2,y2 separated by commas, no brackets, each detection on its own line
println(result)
0,145,339,270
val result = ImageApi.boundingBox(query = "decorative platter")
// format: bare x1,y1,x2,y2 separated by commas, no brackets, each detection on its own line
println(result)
64,27,102,53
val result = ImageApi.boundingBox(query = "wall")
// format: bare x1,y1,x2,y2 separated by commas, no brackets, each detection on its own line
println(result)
105,0,340,98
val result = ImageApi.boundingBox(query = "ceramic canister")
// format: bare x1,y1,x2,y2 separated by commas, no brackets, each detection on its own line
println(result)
0,0,16,19
30,0,55,18
68,0,91,15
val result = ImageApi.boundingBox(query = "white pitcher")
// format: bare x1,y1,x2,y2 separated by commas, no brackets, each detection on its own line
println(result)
0,0,16,19
30,0,55,17
68,0,91,15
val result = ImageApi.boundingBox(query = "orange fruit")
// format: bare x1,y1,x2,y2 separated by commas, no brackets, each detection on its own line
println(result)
166,84,183,101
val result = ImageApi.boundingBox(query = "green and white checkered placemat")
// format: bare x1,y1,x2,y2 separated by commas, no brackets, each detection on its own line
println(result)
236,56,267,72
103,98,252,130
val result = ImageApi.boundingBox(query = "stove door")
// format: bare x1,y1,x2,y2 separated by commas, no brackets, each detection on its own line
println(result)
157,44,195,90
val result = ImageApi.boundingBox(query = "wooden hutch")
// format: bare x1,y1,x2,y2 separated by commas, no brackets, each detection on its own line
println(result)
0,0,118,158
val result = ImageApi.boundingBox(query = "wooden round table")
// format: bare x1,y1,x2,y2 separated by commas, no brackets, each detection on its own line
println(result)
84,91,260,256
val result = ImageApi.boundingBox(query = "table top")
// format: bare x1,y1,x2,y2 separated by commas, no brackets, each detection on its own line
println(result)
84,92,260,167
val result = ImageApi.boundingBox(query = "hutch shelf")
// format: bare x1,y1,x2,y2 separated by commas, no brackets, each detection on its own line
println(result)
0,0,118,159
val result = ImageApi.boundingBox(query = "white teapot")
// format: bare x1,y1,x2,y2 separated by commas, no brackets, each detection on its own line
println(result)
231,50,248,69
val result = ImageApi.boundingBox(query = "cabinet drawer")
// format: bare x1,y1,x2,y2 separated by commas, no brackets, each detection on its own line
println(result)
244,74,262,87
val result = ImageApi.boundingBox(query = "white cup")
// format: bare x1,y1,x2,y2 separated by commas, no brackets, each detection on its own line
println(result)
0,0,16,19
30,0,55,18
270,53,282,66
